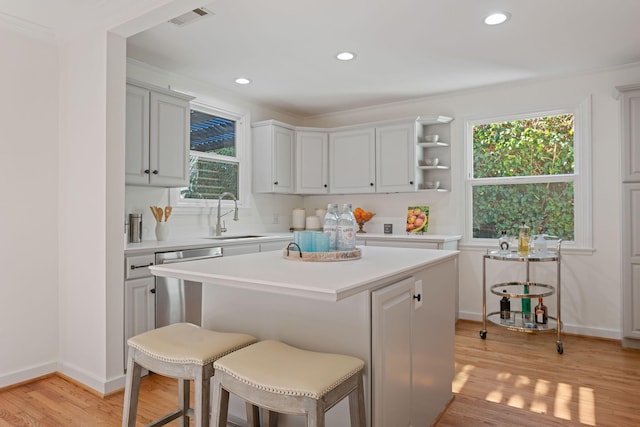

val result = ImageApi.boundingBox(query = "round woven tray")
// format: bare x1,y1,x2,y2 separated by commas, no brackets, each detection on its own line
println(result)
282,245,361,262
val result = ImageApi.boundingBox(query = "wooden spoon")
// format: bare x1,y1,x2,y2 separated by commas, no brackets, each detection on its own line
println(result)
164,206,172,222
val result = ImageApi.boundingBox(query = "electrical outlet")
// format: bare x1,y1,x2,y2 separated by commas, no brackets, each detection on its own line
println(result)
273,214,279,224
414,280,423,309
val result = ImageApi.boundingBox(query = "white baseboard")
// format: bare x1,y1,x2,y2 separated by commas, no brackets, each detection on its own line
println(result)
457,311,621,340
0,362,57,389
57,361,126,395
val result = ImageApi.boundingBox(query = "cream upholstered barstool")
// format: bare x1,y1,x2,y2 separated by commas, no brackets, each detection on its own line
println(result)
211,340,366,427
122,322,256,427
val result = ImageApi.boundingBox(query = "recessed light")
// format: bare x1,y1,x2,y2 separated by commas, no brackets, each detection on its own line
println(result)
336,51,356,61
234,77,252,85
484,12,511,25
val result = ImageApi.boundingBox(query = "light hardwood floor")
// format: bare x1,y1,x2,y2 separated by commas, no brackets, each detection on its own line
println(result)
1,320,639,426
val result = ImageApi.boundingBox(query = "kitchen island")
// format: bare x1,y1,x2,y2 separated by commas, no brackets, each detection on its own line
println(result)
150,246,458,427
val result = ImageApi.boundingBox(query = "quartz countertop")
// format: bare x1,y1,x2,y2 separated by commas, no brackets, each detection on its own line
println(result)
149,245,459,301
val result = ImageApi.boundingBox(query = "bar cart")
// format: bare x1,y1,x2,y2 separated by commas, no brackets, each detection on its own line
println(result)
480,240,563,354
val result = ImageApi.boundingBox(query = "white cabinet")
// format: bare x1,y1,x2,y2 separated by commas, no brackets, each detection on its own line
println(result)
295,130,329,194
252,121,295,193
125,82,194,187
124,253,156,371
623,185,640,342
619,84,640,347
329,127,376,193
372,277,415,427
620,86,640,182
375,123,416,192
223,243,260,256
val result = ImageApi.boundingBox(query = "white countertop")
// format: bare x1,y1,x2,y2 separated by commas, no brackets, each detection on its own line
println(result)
125,232,462,255
149,246,459,302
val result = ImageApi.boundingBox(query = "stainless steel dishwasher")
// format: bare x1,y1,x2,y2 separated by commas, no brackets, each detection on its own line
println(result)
155,247,223,328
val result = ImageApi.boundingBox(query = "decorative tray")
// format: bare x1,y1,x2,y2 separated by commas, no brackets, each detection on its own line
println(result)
282,244,361,262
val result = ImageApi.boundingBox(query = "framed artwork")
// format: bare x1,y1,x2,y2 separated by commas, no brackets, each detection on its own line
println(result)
406,206,429,233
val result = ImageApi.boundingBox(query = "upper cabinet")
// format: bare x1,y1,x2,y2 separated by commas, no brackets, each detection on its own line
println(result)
251,115,453,195
619,85,640,182
125,81,194,187
296,130,329,194
329,128,376,193
376,122,417,192
253,121,295,193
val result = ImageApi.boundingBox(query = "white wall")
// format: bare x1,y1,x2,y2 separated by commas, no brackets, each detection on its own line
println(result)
0,25,59,387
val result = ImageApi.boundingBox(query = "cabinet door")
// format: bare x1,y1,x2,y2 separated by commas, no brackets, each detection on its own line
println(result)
125,85,150,185
376,123,416,192
124,276,155,368
296,131,329,194
621,88,640,182
329,128,376,193
623,184,640,339
149,91,190,187
372,277,415,427
253,124,295,193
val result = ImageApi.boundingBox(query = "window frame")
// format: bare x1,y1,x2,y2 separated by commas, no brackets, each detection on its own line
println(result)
169,101,251,212
464,97,592,249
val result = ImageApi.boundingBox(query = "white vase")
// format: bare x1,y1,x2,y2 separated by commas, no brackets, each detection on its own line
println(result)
155,222,169,241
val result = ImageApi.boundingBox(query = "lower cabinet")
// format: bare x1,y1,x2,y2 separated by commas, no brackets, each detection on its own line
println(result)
372,277,415,427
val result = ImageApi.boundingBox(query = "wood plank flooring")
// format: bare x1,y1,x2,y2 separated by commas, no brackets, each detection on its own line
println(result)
436,320,640,427
1,320,639,426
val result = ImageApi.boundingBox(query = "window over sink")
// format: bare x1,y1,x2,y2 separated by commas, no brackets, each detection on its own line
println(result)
170,101,250,210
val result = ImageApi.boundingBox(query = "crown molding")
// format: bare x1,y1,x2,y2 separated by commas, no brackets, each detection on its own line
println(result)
0,12,56,44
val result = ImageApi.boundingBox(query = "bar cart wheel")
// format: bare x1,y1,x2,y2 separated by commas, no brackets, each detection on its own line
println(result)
480,330,487,339
557,341,563,354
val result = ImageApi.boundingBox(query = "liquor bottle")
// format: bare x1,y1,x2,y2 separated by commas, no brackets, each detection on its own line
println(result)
500,291,511,321
322,204,339,251
518,222,530,256
535,297,548,324
522,284,531,315
336,203,356,251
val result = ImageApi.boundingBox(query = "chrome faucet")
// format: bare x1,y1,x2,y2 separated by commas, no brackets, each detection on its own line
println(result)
215,192,239,236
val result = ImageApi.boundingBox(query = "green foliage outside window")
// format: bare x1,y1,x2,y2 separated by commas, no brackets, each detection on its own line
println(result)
472,114,575,239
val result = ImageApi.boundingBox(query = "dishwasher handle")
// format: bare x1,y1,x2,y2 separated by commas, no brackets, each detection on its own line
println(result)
159,254,223,264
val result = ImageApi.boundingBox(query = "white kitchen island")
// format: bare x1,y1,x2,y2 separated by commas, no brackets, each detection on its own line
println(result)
150,246,458,427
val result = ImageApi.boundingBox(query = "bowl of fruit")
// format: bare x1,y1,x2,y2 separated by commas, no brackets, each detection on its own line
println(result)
354,207,375,233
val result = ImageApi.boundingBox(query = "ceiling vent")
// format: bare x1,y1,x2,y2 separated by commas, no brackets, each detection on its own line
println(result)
169,7,214,26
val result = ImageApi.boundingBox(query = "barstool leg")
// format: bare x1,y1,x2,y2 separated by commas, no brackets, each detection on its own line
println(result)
178,379,190,427
349,373,366,427
211,377,229,427
122,352,142,427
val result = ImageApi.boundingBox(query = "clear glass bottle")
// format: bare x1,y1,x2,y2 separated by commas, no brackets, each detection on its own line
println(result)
336,203,356,251
322,204,339,251
498,231,510,254
518,222,530,256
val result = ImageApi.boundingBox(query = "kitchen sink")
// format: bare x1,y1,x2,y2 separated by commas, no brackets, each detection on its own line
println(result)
204,234,266,240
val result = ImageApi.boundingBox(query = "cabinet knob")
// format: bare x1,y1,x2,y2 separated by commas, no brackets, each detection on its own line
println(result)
274,181,279,185
370,182,374,186
150,288,156,294
144,169,150,175
324,184,327,188
410,181,414,185
413,294,421,302
152,170,159,175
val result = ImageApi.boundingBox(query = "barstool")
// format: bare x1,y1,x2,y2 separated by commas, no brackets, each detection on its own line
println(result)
122,322,256,427
211,340,366,427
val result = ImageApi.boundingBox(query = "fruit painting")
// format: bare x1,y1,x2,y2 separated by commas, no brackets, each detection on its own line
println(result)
406,206,429,233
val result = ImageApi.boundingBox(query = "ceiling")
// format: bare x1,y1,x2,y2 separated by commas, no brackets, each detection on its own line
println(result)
3,1,640,118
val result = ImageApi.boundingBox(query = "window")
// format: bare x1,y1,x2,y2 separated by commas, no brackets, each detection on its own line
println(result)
170,102,249,209
466,99,592,247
